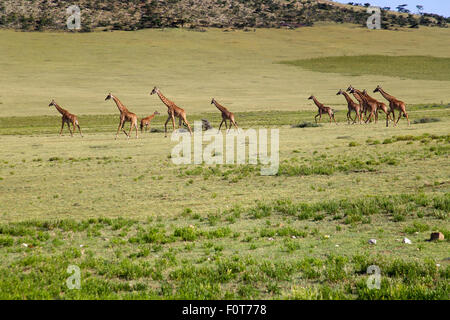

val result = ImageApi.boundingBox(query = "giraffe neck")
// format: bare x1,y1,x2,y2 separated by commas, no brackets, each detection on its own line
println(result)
156,90,173,109
52,102,67,115
341,91,354,104
312,97,323,109
352,89,366,102
212,100,227,113
378,88,395,102
111,95,127,113
363,91,376,102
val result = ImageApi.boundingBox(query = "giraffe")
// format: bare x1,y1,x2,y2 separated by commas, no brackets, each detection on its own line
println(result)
105,93,139,139
140,111,160,133
308,96,337,124
49,100,83,137
346,86,366,121
373,85,410,126
336,89,361,124
150,87,193,137
211,98,239,132
346,85,378,124
362,89,391,127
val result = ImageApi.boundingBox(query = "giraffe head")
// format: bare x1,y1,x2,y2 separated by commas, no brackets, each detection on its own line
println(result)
346,85,354,93
211,98,216,104
154,111,160,115
362,89,368,95
105,93,112,101
336,89,344,96
308,95,314,100
150,87,159,95
373,85,382,93
48,99,56,107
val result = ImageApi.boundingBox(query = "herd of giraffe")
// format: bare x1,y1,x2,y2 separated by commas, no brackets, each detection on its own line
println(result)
49,85,409,138
310,85,410,127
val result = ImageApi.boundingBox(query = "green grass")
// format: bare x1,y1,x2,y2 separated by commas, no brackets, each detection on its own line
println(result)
281,55,450,81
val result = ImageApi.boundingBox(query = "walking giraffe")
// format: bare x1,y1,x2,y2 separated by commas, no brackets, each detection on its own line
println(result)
49,100,83,137
362,89,391,127
211,98,239,132
105,93,139,139
308,96,337,124
347,86,366,121
373,85,410,126
140,111,160,133
150,87,193,137
336,89,361,124
347,85,379,124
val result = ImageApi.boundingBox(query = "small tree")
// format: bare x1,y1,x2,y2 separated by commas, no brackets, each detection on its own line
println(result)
416,5,424,15
396,4,408,13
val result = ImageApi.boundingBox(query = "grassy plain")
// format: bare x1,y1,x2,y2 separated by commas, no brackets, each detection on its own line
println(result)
0,24,450,117
0,24,449,299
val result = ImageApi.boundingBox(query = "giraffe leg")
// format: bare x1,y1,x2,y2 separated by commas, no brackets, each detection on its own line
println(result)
121,122,129,137
232,120,239,131
77,124,83,137
164,116,170,137
171,115,176,132
127,122,134,139
60,119,65,136
405,112,410,126
67,121,73,137
135,120,139,139
365,112,373,124
395,111,402,125
178,117,182,129
218,119,225,133
116,120,124,139
390,110,396,126
315,113,320,123
183,117,193,135
353,110,359,124
72,121,78,135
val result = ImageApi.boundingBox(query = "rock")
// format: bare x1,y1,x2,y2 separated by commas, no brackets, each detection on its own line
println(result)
22,243,28,247
403,237,412,244
430,232,445,241
268,237,274,241
368,239,377,245
201,119,213,131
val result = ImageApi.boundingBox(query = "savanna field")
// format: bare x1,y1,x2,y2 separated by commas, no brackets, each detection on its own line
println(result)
0,24,449,299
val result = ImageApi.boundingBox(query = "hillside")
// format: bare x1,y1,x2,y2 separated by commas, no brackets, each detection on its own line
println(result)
0,0,448,31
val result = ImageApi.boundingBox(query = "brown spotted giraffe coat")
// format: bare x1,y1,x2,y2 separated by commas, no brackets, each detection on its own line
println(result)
150,87,192,137
211,98,238,131
49,100,83,137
